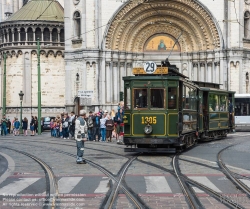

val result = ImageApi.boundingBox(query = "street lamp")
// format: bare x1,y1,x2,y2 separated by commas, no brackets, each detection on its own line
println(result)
19,90,24,134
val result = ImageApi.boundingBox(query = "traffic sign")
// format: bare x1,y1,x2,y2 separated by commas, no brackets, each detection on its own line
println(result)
78,90,93,98
144,61,157,74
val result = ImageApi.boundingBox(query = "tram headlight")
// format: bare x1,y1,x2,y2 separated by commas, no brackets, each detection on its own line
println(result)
144,125,153,135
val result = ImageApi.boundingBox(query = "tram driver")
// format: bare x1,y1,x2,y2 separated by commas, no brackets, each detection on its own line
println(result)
138,89,148,108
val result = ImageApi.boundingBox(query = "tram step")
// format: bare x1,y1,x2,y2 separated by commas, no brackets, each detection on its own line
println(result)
124,147,176,153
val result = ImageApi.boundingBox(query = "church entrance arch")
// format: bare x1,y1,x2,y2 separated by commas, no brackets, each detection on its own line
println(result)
104,0,222,53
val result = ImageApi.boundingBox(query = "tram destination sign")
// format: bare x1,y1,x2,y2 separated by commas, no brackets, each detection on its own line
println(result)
78,90,94,98
133,66,168,75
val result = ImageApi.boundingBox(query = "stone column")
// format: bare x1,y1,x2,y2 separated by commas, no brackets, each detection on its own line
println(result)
82,0,87,48
18,29,21,45
24,52,32,106
12,29,14,43
6,31,9,43
57,30,60,44
120,62,125,94
106,62,111,103
100,59,106,105
25,28,28,44
214,62,220,84
50,30,52,43
33,31,36,43
200,62,205,82
41,28,44,42
193,63,198,81
207,62,212,82
113,62,118,104
126,63,132,77
19,0,23,9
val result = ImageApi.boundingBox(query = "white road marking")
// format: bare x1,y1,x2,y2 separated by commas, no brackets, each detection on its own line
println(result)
94,177,110,193
0,178,40,195
0,152,15,185
181,156,250,173
189,176,221,193
58,177,83,193
144,176,172,193
239,179,250,187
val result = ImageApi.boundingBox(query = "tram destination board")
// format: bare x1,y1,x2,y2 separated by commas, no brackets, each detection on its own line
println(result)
132,67,168,75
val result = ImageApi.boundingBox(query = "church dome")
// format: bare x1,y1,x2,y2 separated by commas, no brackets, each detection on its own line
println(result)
5,0,64,22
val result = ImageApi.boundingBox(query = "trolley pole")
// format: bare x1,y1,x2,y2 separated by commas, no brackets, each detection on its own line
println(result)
37,38,41,135
2,52,6,116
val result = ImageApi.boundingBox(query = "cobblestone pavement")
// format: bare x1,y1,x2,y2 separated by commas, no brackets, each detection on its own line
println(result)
0,132,250,208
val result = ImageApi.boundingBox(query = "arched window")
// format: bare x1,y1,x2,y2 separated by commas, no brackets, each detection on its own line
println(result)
20,28,25,42
43,28,50,43
244,11,250,39
35,28,42,41
74,11,81,39
60,29,64,42
52,28,58,42
14,28,18,42
27,28,33,42
8,29,12,42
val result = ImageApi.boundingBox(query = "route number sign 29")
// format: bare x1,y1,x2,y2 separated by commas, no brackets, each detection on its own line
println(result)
144,61,157,74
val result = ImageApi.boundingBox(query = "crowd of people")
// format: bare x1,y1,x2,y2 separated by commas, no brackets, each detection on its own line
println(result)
49,102,124,144
0,115,41,136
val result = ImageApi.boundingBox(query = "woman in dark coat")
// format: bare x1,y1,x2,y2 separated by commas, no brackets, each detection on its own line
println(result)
22,117,28,136
105,115,114,142
30,116,35,136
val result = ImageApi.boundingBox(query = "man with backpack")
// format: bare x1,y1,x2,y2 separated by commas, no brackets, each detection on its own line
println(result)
87,111,94,141
75,110,88,164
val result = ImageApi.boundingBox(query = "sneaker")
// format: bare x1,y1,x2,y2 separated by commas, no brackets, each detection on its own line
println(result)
63,137,66,139
76,161,84,164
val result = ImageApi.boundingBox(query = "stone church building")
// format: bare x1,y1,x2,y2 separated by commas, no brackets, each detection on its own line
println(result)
0,0,250,118
64,0,250,113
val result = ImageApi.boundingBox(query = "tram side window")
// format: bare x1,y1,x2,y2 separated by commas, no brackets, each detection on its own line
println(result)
124,87,131,109
168,87,177,109
134,89,147,108
209,94,228,112
220,95,228,111
150,89,164,108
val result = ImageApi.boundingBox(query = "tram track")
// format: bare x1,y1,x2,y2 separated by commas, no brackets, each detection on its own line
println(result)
11,139,246,209
217,144,250,197
0,142,149,209
2,137,250,208
137,156,246,209
0,146,58,209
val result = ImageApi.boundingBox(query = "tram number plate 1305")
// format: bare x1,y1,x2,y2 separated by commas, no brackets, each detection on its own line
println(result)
142,117,157,124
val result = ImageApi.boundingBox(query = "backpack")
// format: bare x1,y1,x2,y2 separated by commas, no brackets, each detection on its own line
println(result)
87,116,93,128
77,117,88,133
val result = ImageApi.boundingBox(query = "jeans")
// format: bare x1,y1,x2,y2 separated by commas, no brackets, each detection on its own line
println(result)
62,127,69,138
69,125,75,137
100,128,106,141
2,125,7,135
93,127,100,141
50,129,53,137
76,140,84,162
88,128,93,140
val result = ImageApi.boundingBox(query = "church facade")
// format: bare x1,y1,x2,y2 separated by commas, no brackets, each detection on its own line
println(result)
64,0,250,113
1,0,250,118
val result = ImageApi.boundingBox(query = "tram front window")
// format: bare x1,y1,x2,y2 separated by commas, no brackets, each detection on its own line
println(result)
150,89,164,108
134,89,148,108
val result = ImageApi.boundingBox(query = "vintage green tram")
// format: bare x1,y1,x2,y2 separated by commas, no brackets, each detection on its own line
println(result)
123,63,235,153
